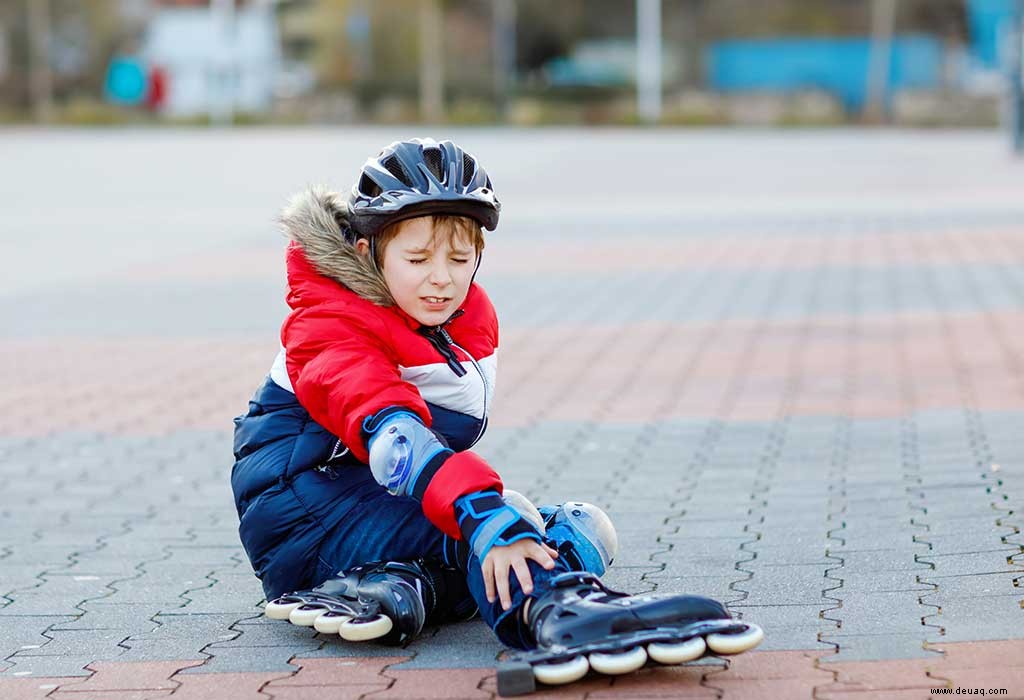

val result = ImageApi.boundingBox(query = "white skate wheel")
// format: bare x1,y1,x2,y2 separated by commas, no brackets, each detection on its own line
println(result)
707,623,764,655
289,604,329,627
648,636,707,664
265,598,302,620
339,614,393,641
589,646,648,675
533,655,589,686
313,611,352,635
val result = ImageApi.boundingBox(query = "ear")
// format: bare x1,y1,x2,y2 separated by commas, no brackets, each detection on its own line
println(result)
355,238,371,256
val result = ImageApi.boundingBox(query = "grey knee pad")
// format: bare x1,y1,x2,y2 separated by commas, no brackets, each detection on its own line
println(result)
502,489,546,535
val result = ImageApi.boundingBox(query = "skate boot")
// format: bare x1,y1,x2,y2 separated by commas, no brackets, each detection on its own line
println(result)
265,559,472,646
497,572,763,696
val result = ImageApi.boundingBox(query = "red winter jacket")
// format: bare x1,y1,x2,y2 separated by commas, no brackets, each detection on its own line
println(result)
270,188,503,537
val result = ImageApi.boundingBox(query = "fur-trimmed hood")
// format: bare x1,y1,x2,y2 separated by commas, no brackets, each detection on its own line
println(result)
279,186,395,307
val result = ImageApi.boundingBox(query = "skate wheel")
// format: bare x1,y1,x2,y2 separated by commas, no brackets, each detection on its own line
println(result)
313,611,352,635
289,603,329,627
265,597,302,620
707,623,764,655
648,636,707,664
589,646,648,675
533,655,589,686
339,614,393,641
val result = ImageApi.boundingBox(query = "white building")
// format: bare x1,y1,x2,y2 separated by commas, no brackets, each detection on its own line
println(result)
140,1,281,118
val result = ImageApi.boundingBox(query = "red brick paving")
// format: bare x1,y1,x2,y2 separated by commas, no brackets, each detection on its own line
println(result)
3,644,1022,699
6,308,1024,437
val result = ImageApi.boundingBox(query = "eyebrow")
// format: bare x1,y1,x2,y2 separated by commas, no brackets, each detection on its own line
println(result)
405,247,473,255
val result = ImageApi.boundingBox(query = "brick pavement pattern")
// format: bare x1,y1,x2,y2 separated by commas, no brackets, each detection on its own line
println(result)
1,129,1023,699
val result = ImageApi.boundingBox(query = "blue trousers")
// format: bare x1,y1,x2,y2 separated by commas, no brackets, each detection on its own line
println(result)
310,467,583,649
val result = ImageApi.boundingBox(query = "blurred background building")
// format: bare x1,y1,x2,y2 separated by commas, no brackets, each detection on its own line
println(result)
0,0,1022,130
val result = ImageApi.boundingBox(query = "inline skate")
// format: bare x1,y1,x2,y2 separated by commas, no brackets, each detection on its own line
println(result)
265,559,472,646
497,572,763,696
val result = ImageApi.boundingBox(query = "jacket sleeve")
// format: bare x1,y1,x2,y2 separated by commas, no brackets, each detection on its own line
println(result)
282,304,431,464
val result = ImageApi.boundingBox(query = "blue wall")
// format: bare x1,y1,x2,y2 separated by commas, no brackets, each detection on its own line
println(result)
706,36,943,112
966,0,1013,67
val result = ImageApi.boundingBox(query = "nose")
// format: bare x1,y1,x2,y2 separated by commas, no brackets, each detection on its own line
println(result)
428,259,453,287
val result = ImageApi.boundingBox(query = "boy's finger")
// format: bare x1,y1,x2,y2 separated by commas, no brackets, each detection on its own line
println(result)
482,558,495,603
543,543,559,558
511,559,533,595
530,546,556,570
496,565,512,610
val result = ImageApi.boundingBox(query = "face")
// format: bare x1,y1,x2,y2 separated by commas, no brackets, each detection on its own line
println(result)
358,217,477,326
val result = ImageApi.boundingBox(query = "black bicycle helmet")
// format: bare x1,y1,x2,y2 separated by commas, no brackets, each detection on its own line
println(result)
347,138,500,240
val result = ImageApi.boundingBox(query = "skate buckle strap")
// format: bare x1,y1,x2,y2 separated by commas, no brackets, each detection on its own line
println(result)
455,490,542,561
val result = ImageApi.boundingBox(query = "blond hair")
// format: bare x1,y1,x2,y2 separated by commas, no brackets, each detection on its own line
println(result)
373,214,484,268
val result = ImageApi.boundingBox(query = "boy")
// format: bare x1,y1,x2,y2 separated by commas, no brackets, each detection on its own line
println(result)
232,138,761,693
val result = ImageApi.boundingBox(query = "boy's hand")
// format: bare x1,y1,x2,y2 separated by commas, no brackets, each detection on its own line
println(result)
482,540,559,611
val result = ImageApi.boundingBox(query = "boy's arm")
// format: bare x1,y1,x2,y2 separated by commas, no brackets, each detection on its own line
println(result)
364,410,542,555
284,306,531,547
285,323,430,464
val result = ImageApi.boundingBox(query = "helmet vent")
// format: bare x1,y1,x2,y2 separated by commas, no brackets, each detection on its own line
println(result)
461,153,476,186
358,173,382,198
424,148,445,182
383,156,412,186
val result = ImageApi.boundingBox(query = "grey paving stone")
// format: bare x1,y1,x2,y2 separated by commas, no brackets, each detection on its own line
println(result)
49,609,162,635
733,565,829,606
726,604,835,632
601,566,660,595
928,595,1024,642
642,573,740,599
0,593,88,617
831,550,932,573
390,620,502,669
11,629,129,659
744,543,832,567
822,634,937,662
823,591,926,635
829,570,932,594
0,654,97,677
926,549,1021,575
206,620,319,648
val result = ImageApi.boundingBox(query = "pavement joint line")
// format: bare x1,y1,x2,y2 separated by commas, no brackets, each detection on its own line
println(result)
914,229,1024,654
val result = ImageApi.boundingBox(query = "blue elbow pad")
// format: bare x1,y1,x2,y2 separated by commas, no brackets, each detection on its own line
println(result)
364,410,451,498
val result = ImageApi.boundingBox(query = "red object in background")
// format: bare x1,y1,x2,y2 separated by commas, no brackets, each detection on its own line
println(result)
145,66,167,111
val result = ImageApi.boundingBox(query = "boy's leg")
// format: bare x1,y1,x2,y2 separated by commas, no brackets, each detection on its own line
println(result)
463,501,618,650
313,488,612,649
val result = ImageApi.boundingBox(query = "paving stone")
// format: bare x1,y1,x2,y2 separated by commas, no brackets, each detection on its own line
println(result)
824,591,931,636
821,634,938,662
269,656,408,686
927,595,1024,642
0,676,89,699
164,671,295,699
0,655,97,677
389,620,501,669
925,571,1020,598
178,645,310,675
733,564,829,606
10,629,131,659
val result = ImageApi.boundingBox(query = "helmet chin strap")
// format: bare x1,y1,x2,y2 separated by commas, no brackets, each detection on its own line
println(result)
469,252,483,286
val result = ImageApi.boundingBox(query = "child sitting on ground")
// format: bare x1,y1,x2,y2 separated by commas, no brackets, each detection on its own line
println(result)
231,138,760,694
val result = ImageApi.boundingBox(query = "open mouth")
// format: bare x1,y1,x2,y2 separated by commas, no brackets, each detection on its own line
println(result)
422,296,450,304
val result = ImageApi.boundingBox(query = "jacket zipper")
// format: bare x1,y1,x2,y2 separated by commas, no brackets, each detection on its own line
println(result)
445,337,489,447
419,310,468,377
